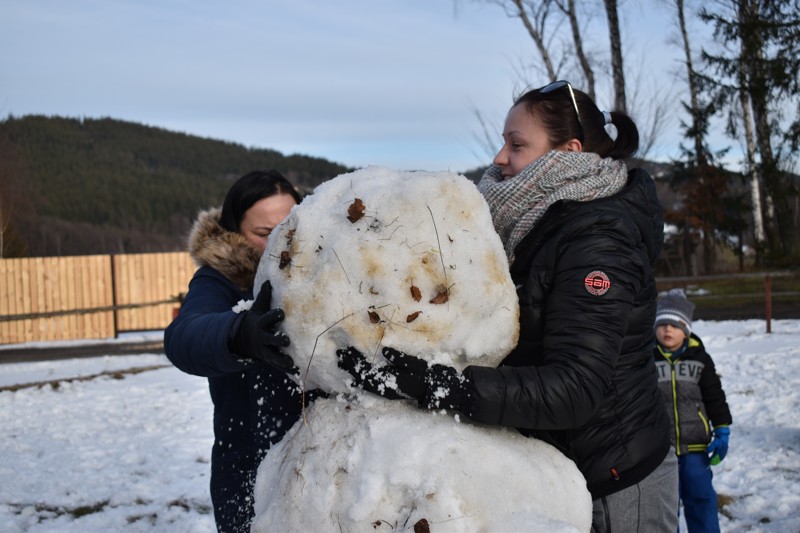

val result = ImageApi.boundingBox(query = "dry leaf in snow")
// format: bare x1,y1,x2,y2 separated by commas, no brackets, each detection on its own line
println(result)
429,289,449,305
347,198,365,223
410,285,421,302
279,251,291,269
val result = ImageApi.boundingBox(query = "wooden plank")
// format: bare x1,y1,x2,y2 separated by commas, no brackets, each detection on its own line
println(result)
5,259,19,342
12,258,25,342
27,257,40,342
91,256,109,337
0,259,16,342
79,256,91,337
20,257,33,342
114,254,128,331
65,257,76,339
0,259,8,342
42,257,58,341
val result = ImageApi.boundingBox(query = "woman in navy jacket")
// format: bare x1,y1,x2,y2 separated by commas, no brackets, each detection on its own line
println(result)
164,170,305,532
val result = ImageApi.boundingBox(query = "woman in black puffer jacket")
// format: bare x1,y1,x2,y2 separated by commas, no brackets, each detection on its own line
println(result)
338,81,677,532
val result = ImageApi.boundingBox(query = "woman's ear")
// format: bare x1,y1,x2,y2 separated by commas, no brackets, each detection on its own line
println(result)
562,138,583,153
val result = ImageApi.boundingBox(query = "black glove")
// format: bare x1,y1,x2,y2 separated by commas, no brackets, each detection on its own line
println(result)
336,346,469,411
230,280,296,373
336,346,413,400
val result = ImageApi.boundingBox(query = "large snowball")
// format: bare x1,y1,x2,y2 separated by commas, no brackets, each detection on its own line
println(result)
255,167,519,392
251,168,591,532
251,396,592,533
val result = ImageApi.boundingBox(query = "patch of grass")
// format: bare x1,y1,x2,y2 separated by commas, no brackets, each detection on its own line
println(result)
70,500,110,518
10,496,212,526
127,512,157,525
718,493,735,519
26,500,111,519
0,364,170,392
169,499,191,511
168,498,212,514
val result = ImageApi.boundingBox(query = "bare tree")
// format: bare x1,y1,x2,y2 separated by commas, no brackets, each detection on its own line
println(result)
468,0,669,159
626,61,670,158
554,0,596,99
602,0,627,112
492,0,560,81
736,52,767,249
675,0,705,165
469,104,502,162
737,0,783,256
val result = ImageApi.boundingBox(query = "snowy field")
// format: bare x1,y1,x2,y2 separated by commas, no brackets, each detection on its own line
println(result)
1,319,799,532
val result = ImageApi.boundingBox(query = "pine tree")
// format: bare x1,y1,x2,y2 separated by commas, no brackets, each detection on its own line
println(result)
700,0,800,265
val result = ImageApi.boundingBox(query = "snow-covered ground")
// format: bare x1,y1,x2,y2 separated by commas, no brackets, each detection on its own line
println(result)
1,320,799,532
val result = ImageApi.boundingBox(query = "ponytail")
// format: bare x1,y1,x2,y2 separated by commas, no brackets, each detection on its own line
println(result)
598,110,639,160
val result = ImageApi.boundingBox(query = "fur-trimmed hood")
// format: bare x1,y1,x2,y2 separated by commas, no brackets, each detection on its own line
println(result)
188,208,261,291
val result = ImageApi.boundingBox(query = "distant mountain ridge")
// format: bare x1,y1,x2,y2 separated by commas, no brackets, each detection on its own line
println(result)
0,115,352,257
0,114,677,258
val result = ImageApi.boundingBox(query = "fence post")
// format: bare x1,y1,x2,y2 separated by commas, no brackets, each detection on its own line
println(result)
765,275,772,334
110,254,119,338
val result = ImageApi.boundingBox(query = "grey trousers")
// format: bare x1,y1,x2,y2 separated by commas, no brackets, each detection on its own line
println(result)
591,450,679,533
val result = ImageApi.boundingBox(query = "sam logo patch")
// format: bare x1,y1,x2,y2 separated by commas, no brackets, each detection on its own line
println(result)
584,270,611,296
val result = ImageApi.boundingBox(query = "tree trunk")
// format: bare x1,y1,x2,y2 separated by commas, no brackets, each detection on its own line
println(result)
676,0,704,165
511,0,557,81
739,0,796,258
675,0,713,272
737,61,766,261
559,0,595,100
603,0,626,112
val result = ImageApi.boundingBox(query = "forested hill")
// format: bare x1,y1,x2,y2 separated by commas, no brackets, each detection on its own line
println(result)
0,115,678,259
0,115,352,257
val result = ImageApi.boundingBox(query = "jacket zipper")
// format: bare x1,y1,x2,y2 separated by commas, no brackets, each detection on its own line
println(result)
670,362,681,454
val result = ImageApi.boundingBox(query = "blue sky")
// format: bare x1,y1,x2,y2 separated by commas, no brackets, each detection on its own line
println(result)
1,0,699,172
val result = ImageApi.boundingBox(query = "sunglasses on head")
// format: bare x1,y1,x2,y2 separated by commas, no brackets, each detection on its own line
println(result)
539,80,584,143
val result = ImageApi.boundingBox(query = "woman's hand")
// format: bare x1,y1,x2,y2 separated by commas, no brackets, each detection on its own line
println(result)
336,346,469,411
230,280,297,373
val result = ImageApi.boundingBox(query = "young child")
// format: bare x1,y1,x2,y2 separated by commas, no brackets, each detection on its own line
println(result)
654,288,733,532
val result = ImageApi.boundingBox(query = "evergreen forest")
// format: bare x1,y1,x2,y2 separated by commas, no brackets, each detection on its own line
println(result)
0,115,351,257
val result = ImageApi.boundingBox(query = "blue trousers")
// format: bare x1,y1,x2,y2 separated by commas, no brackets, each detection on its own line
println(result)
678,452,720,533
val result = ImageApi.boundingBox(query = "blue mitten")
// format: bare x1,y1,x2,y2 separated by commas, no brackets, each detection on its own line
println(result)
708,426,730,466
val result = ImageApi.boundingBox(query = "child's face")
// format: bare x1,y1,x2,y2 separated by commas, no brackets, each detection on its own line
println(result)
656,324,686,352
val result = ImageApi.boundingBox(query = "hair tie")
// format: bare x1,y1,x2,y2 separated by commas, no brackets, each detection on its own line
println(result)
602,111,612,125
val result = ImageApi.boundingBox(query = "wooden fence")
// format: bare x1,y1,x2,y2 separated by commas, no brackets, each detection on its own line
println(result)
2,254,796,345
0,253,197,345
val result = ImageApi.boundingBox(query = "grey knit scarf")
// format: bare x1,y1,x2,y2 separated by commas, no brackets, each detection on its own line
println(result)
478,150,628,264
